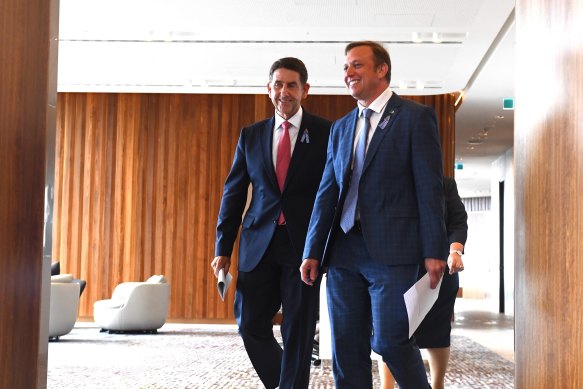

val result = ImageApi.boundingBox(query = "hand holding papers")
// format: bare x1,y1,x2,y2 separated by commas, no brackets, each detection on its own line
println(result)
404,272,443,338
217,268,233,301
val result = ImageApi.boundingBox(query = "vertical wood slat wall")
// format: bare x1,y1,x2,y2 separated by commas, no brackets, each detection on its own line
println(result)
54,92,456,321
515,0,583,387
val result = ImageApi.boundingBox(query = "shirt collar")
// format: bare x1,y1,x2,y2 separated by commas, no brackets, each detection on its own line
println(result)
275,107,303,130
357,87,392,116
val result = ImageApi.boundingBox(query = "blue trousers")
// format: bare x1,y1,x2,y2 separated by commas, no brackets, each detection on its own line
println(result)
327,229,430,389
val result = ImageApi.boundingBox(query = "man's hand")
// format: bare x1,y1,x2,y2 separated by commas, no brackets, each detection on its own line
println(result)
300,258,320,286
211,256,231,278
447,253,465,275
425,258,446,289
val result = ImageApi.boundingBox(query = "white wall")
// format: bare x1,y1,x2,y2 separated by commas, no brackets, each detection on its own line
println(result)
456,147,514,316
459,209,498,302
491,147,514,315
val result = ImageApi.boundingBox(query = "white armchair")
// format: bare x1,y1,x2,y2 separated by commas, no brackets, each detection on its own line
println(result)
93,275,170,333
49,274,80,340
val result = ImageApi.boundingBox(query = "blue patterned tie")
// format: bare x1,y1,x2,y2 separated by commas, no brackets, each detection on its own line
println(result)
340,108,372,233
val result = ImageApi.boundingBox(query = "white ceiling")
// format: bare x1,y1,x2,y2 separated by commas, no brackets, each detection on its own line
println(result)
57,0,516,197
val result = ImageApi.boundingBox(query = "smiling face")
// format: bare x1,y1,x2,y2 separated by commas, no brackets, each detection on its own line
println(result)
267,68,309,120
344,45,390,106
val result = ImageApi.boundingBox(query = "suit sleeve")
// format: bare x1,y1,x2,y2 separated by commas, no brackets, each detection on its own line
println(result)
302,123,339,260
445,178,468,246
215,128,250,257
411,107,448,260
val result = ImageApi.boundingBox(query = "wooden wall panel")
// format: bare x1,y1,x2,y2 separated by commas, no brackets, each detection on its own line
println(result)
54,92,456,321
0,0,58,387
515,0,583,387
409,94,457,177
54,93,254,320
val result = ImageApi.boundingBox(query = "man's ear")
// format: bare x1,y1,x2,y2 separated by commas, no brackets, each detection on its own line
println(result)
377,63,389,79
302,82,310,99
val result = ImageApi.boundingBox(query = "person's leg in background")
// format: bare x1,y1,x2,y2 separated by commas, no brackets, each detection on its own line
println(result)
411,269,459,389
378,346,450,389
378,359,396,389
425,347,450,389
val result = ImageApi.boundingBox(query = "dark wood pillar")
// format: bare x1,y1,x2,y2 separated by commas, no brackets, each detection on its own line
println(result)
0,0,59,387
515,0,583,387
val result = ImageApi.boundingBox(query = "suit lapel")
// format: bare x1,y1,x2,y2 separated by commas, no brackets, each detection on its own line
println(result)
261,117,279,189
341,108,360,183
362,94,402,172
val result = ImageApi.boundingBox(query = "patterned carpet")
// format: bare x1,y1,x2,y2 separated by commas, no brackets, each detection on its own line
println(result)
47,323,514,388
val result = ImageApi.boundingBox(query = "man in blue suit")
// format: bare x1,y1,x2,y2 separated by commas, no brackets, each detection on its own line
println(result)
212,57,331,389
300,41,448,388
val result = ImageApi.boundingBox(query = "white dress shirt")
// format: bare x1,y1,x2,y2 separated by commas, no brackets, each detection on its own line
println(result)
272,107,302,168
352,87,393,155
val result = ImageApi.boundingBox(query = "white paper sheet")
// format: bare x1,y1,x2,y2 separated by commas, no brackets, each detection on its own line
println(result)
217,269,233,302
404,272,443,338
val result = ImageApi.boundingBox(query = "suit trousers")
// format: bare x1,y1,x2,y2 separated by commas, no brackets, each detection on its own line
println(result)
234,226,320,389
326,228,430,389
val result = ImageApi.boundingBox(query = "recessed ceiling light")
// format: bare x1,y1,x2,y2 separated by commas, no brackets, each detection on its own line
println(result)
467,138,484,145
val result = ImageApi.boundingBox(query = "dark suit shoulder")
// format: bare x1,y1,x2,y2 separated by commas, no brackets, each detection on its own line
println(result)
302,110,332,129
244,117,271,131
236,118,273,144
334,107,359,125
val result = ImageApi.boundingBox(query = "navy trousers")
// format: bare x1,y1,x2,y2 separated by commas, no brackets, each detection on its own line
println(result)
234,226,320,389
327,228,431,389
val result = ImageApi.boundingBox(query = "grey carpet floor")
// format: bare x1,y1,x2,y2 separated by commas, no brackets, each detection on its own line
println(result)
47,323,513,389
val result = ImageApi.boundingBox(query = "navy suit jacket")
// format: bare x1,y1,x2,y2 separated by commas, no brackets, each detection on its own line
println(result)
216,110,331,272
303,93,447,266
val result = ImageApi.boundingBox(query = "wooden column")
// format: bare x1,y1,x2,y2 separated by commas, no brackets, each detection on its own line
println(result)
515,0,583,387
0,0,59,387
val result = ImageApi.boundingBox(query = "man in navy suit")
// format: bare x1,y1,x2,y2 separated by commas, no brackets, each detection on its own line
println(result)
300,41,448,388
211,57,331,389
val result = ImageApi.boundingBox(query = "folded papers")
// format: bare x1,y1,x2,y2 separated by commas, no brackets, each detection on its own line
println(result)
217,269,233,302
404,272,443,338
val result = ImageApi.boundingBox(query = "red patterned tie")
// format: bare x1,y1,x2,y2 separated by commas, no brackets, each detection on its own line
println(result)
276,121,291,224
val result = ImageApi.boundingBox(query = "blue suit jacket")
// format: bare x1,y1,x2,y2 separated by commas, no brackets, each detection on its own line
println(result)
303,93,447,266
215,110,331,272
